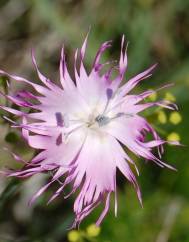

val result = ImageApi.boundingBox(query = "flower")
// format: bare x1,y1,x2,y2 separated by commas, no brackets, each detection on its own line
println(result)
148,90,157,101
167,132,181,142
68,230,81,242
157,110,167,124
86,224,101,237
164,92,176,102
169,111,182,125
0,34,179,228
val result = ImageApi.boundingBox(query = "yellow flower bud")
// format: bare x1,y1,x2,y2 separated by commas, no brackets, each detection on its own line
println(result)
167,132,180,142
86,224,101,237
68,230,80,242
157,111,167,124
164,92,176,102
169,112,182,125
148,91,157,101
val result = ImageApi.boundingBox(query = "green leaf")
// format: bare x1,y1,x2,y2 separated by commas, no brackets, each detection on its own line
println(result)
5,132,19,143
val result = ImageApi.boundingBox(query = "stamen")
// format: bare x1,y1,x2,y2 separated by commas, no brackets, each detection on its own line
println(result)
64,124,85,142
56,133,63,146
116,112,133,118
55,112,64,127
102,88,114,115
95,112,134,127
106,88,113,99
63,114,69,128
109,112,134,121
55,112,69,128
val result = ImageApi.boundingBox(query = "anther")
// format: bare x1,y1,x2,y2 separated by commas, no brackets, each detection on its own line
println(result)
55,112,64,127
55,112,69,128
56,133,63,146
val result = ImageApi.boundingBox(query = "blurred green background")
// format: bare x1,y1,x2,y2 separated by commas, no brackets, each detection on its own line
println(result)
0,0,189,241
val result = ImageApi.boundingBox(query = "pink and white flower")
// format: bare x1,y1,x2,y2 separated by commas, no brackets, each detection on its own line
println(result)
0,35,179,227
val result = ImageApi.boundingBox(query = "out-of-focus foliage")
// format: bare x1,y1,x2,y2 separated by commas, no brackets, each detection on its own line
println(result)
0,0,188,241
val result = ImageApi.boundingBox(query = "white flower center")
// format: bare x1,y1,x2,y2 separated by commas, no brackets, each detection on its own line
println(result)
55,90,134,145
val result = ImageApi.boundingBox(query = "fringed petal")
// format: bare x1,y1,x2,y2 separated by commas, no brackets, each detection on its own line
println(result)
0,34,179,228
